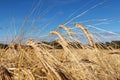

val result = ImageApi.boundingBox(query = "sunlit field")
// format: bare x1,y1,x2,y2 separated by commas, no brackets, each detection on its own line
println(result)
0,0,120,80
0,24,120,80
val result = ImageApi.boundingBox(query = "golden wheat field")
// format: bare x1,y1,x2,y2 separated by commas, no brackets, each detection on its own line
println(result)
0,28,120,80
0,0,120,80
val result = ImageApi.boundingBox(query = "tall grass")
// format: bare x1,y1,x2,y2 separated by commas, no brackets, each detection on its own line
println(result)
0,1,120,79
0,23,120,80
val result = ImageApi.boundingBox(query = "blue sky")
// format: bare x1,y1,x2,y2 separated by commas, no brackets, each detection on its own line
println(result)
0,0,120,43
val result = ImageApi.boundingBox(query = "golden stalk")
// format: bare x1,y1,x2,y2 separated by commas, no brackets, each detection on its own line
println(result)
50,31,68,47
75,23,95,48
58,25,73,36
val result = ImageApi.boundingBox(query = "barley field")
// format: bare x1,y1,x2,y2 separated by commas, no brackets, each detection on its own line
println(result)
0,0,120,80
0,24,120,80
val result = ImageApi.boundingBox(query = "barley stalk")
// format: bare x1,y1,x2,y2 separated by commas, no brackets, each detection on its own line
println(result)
75,23,95,48
50,31,68,47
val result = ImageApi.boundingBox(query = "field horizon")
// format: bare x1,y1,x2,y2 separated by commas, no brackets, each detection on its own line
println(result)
0,0,120,80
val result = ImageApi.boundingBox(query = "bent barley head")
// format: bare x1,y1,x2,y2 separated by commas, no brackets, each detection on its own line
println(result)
26,39,36,46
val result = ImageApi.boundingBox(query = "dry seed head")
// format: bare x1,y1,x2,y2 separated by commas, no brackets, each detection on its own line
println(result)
58,25,73,35
75,23,95,48
75,23,85,30
26,39,36,46
50,31,68,47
